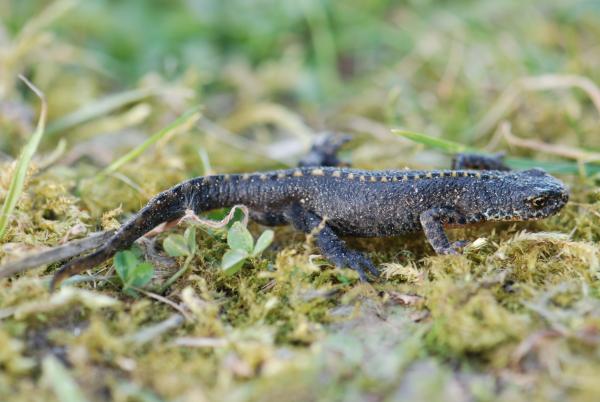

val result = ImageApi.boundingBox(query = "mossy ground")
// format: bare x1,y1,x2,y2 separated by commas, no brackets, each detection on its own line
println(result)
1,1,600,401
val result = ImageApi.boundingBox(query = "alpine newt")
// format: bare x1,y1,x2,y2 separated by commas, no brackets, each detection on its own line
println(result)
51,135,569,288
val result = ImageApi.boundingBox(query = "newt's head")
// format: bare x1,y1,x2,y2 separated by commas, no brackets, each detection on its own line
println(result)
478,168,569,222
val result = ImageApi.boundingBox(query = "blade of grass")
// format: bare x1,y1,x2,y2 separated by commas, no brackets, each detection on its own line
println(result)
392,128,600,175
391,129,475,154
0,75,47,240
97,106,201,179
45,87,160,137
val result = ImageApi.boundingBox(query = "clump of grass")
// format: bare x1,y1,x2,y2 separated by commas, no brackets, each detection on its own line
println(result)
0,76,47,240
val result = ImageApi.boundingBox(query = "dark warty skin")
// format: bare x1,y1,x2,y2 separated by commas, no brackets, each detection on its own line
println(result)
50,137,569,288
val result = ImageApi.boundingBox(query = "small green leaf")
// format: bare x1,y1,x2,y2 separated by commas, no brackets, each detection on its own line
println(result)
113,250,155,296
114,251,139,282
253,230,274,256
129,262,155,288
227,222,254,253
221,249,248,275
163,234,190,257
184,227,197,254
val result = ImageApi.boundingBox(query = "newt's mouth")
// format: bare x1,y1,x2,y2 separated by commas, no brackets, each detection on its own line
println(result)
484,191,569,222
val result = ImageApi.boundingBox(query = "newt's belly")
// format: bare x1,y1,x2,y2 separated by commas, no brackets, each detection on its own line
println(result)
313,197,422,237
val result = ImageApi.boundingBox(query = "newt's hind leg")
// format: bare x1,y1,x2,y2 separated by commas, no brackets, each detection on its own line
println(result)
452,152,510,171
251,133,351,226
285,204,379,281
298,133,351,167
250,210,288,226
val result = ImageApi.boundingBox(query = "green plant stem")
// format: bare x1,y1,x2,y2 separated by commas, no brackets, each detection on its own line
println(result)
158,254,194,294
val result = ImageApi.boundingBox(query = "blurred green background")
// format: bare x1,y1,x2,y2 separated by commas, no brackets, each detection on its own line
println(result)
3,0,600,155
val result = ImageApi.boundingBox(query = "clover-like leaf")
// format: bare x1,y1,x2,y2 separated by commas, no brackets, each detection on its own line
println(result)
114,250,138,283
221,248,248,276
163,234,190,257
184,227,197,254
227,222,253,253
129,262,155,288
252,230,274,256
114,250,155,296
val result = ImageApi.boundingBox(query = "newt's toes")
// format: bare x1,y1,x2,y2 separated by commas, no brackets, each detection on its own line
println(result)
352,265,369,282
329,250,378,281
451,240,469,251
362,257,380,277
437,247,460,255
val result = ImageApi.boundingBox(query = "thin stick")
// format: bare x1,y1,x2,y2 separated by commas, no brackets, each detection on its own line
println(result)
473,74,600,139
126,314,184,345
501,122,600,163
136,289,192,321
0,231,114,279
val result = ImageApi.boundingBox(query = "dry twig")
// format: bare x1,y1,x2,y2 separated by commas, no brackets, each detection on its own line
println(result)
0,230,114,279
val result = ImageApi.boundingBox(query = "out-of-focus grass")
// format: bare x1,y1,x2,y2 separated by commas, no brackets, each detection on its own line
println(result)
0,76,46,239
97,106,201,179
1,1,600,401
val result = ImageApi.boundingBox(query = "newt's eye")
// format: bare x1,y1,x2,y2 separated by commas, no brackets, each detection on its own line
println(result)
530,196,546,208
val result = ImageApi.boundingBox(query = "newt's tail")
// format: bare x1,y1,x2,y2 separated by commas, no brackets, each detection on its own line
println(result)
50,181,195,290
50,171,278,290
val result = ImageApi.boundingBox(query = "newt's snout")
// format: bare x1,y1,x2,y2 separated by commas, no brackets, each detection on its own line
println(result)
522,173,569,220
481,170,569,222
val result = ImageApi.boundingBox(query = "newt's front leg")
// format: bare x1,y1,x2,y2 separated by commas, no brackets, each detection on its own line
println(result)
420,207,467,254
